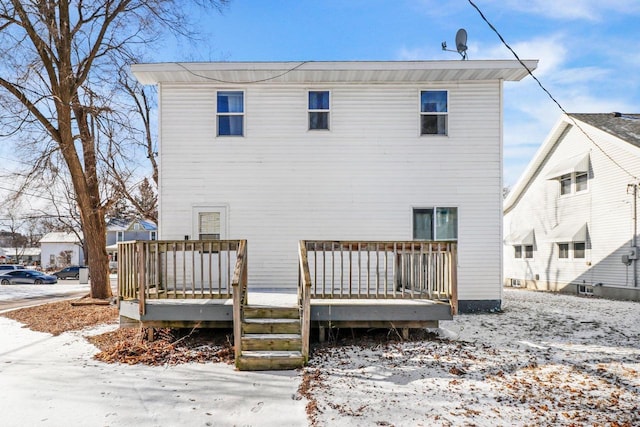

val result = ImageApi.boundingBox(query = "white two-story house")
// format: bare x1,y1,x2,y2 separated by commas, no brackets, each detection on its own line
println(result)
504,113,640,301
132,60,537,312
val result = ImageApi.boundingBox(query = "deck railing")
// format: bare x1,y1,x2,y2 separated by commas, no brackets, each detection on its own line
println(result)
299,240,457,306
118,240,246,315
298,241,312,363
231,240,248,364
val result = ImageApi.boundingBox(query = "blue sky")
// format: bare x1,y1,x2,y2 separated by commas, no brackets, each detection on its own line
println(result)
165,0,640,187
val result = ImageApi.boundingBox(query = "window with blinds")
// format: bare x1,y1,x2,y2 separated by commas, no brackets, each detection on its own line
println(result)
199,212,220,240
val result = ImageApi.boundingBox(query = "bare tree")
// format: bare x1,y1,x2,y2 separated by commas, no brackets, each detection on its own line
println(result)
0,0,228,299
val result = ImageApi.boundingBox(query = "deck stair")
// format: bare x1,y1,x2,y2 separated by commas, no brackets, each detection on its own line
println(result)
236,305,305,371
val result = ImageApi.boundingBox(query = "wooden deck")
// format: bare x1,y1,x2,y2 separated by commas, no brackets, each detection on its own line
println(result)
118,240,457,369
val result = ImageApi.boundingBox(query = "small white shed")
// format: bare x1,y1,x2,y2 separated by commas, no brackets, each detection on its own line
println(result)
39,232,84,270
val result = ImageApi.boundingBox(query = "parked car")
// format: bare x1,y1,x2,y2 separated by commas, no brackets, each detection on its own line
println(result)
0,270,57,285
0,264,25,272
52,266,87,280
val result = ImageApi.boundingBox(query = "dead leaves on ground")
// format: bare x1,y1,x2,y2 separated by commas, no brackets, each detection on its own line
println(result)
2,300,234,366
1,300,117,336
90,327,234,366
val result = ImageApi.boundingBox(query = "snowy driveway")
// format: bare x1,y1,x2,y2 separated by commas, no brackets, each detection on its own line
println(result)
0,282,90,311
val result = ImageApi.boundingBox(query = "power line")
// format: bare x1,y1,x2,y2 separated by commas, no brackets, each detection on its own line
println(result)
467,0,638,182
173,61,310,84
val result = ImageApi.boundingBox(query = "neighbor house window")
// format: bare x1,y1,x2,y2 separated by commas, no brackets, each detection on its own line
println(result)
420,90,448,135
117,231,124,241
560,174,572,195
573,242,586,258
413,207,457,240
575,172,588,192
217,91,244,136
558,243,569,259
308,91,330,130
199,212,221,240
560,172,589,195
150,231,157,241
514,245,522,258
524,245,534,259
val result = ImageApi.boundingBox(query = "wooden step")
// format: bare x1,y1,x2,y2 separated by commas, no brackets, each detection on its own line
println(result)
236,351,305,371
241,334,302,351
244,306,299,319
242,318,301,334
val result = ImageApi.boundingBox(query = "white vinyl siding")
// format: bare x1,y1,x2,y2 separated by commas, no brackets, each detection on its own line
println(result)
158,81,502,300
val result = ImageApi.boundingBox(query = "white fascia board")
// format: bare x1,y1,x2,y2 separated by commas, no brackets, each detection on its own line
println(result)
131,60,538,85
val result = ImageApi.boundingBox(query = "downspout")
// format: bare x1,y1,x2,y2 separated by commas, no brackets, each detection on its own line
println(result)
633,183,638,287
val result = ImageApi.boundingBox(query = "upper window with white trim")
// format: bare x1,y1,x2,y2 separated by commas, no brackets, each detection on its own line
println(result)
217,91,244,136
559,172,589,196
308,91,330,130
420,90,448,135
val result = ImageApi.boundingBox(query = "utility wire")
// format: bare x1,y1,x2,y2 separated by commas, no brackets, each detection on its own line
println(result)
173,61,310,84
467,0,638,182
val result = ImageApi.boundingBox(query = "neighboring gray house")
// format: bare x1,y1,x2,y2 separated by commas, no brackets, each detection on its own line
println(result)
106,218,157,272
132,59,537,312
106,218,157,246
504,112,640,301
39,232,84,269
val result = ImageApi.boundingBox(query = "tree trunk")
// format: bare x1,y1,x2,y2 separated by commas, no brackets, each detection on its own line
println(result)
83,210,111,299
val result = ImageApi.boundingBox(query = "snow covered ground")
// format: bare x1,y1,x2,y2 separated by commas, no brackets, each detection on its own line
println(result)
0,283,90,302
1,288,639,426
305,289,640,426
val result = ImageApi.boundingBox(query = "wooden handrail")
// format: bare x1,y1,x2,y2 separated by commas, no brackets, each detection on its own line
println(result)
231,240,248,366
298,240,312,362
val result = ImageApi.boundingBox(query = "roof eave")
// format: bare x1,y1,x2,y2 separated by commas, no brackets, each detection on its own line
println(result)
132,60,538,85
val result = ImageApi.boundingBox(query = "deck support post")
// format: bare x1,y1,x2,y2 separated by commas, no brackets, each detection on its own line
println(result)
318,326,326,343
402,328,409,340
147,327,154,342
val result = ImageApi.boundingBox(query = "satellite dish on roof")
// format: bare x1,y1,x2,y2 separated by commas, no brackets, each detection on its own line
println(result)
441,28,469,60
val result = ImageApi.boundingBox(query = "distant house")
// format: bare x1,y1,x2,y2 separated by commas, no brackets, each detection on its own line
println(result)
504,113,640,301
106,218,157,246
105,218,157,271
132,59,538,312
39,232,84,269
0,247,41,266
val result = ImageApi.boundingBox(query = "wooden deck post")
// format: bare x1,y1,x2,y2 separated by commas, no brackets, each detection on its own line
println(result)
137,241,146,315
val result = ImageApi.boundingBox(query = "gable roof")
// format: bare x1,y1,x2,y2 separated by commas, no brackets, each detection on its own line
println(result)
504,112,640,213
569,113,640,149
106,218,157,232
132,60,538,85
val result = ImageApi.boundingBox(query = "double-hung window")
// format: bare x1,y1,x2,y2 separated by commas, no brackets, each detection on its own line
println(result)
217,91,244,136
524,245,534,259
413,207,458,240
198,212,221,240
560,174,572,195
514,246,522,258
558,243,570,259
514,245,533,259
573,242,586,258
420,90,448,135
308,91,330,130
575,172,588,192
559,171,589,196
